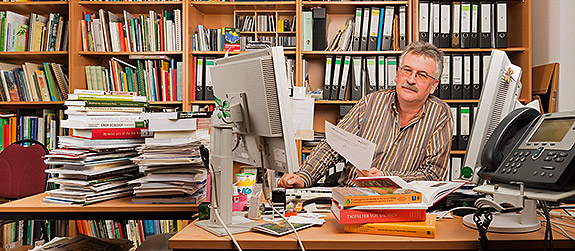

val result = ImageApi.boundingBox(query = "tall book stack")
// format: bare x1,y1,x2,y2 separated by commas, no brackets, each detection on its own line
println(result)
331,176,465,238
129,111,211,204
43,90,148,205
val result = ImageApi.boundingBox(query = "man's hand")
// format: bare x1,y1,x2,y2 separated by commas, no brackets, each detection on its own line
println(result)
277,173,305,188
355,167,383,177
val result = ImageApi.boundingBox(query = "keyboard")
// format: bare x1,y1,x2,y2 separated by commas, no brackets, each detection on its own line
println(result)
286,187,333,201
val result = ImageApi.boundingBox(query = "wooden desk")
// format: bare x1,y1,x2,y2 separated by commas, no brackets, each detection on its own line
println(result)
169,214,575,250
0,193,199,220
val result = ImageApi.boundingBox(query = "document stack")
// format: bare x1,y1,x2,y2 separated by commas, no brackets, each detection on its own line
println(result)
331,176,465,238
43,90,147,205
129,111,211,204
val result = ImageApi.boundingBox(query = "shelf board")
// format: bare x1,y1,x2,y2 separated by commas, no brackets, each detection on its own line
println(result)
191,1,297,14
0,101,64,106
79,1,182,5
444,99,479,104
304,51,403,57
441,47,526,53
0,51,68,60
314,100,358,105
149,101,183,105
191,50,296,55
451,150,466,155
303,1,408,14
80,51,183,56
191,100,215,105
0,1,68,13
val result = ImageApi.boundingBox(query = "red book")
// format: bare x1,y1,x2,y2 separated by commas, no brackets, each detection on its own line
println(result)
331,200,426,224
71,127,147,139
191,56,197,101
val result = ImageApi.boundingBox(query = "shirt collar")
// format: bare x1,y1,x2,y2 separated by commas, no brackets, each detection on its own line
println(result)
390,90,429,121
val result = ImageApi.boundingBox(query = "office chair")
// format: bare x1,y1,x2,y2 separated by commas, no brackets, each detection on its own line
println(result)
0,139,49,200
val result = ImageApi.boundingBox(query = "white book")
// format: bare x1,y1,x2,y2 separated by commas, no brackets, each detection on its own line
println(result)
65,114,142,121
61,119,146,129
147,118,197,132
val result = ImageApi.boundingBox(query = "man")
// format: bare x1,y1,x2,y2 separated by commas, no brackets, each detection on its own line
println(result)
278,41,452,188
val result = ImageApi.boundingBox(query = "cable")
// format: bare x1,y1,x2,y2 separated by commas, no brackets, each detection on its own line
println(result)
263,197,306,251
538,211,575,241
436,207,478,220
539,200,554,251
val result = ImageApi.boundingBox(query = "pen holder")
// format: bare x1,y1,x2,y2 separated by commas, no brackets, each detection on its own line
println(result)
232,193,248,211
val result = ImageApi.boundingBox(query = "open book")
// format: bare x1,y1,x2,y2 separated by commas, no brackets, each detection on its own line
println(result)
351,176,465,208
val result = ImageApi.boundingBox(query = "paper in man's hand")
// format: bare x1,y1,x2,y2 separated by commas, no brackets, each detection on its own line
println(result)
324,121,376,171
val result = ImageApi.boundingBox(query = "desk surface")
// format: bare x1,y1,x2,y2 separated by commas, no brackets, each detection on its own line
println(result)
0,193,199,220
169,214,575,250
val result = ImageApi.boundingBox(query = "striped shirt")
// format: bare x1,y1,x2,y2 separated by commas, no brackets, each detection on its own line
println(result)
297,89,453,187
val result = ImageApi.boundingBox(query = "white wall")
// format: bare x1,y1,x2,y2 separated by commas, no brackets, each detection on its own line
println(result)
532,0,575,112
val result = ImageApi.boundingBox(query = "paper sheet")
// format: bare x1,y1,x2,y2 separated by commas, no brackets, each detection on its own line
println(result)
291,97,315,140
325,121,376,171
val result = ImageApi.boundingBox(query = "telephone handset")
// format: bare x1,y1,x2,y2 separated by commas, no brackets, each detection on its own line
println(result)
479,108,575,191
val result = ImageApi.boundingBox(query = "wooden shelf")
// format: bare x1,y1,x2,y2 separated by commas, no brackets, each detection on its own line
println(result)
0,1,68,13
451,150,466,155
0,101,65,106
303,1,408,14
191,1,297,14
303,50,403,57
79,51,184,56
191,50,296,55
441,47,527,53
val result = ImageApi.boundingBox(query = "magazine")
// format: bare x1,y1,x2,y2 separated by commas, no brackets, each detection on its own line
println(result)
251,221,314,236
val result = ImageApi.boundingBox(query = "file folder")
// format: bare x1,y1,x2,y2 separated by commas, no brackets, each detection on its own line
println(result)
386,56,397,90
451,156,462,181
339,56,352,100
482,53,491,80
495,1,507,48
302,11,313,51
323,55,334,100
431,2,440,47
195,56,205,100
418,1,430,42
377,8,384,51
439,54,451,99
439,2,451,48
463,54,471,99
470,2,479,48
398,6,407,50
452,2,461,48
479,2,492,48
460,2,471,48
365,56,377,95
451,54,463,99
458,105,471,150
450,107,458,150
472,53,482,99
351,56,363,100
361,7,371,51
377,56,386,91
381,6,394,51
352,8,363,51
331,56,343,100
204,57,215,100
368,7,380,51
312,7,327,51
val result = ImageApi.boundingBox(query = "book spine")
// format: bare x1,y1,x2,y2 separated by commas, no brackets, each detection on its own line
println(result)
75,106,144,112
344,222,435,238
78,128,145,139
68,93,147,102
331,202,426,224
334,190,422,207
61,120,146,129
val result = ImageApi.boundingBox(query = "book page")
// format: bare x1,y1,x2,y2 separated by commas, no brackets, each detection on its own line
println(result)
408,181,465,206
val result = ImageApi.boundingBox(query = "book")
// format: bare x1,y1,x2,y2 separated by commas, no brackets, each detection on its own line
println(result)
64,99,147,107
251,221,314,236
331,200,426,224
60,120,146,129
67,93,147,103
344,214,436,238
332,179,422,207
223,27,240,52
71,128,147,140
131,193,206,204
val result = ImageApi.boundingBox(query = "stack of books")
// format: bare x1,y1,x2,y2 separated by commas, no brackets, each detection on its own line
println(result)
331,176,465,238
129,111,211,204
43,90,148,205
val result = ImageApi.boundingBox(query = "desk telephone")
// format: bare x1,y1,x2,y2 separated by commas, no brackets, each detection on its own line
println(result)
479,107,575,191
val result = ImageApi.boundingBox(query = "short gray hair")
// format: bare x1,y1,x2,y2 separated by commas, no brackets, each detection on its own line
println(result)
399,41,444,80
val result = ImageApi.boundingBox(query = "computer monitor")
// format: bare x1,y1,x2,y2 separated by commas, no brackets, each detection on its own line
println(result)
458,49,522,183
195,46,299,236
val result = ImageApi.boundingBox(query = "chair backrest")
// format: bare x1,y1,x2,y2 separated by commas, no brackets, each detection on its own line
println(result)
0,139,49,199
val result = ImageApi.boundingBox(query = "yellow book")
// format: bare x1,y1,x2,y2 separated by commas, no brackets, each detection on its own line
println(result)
344,214,436,238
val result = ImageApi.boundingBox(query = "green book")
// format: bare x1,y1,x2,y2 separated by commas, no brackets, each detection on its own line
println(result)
43,62,61,101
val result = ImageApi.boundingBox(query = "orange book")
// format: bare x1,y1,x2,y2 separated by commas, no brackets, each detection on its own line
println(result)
344,214,436,238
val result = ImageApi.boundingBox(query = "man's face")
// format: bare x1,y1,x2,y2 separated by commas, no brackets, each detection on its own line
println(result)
394,52,440,106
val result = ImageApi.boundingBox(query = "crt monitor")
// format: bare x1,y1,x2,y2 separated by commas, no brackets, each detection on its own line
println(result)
210,46,299,174
458,49,522,183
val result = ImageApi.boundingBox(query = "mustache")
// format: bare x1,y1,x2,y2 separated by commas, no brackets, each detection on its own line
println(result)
402,83,419,92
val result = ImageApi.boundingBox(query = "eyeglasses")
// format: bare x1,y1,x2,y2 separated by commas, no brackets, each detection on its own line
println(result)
397,66,436,82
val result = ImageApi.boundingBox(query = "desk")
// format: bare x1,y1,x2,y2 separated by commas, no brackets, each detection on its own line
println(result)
0,193,199,220
168,214,575,250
